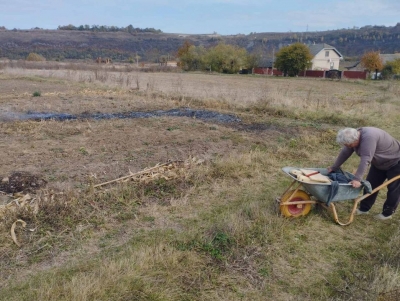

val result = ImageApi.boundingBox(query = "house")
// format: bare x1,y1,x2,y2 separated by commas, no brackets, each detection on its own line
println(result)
254,43,344,75
252,58,283,75
166,60,178,67
308,43,344,70
343,61,362,71
380,53,400,64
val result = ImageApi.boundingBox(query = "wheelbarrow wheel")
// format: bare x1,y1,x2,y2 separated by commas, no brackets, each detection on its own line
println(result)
280,190,312,218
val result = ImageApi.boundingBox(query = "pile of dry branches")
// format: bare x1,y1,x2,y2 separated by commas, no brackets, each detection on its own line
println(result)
93,157,204,190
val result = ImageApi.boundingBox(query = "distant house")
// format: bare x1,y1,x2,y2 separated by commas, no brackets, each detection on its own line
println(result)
254,43,344,75
166,60,178,67
308,43,344,70
341,54,400,72
256,58,274,69
253,58,282,75
380,53,400,64
342,61,362,71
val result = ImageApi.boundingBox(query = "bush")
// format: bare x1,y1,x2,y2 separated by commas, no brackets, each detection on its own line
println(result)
204,43,248,74
382,58,400,80
32,91,41,97
26,52,46,61
275,43,313,76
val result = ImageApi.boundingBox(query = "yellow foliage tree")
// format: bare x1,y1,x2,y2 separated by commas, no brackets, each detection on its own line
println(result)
26,52,46,61
360,51,383,79
176,41,193,68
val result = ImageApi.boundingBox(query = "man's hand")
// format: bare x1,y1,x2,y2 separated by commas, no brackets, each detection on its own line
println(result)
350,180,361,188
327,167,333,173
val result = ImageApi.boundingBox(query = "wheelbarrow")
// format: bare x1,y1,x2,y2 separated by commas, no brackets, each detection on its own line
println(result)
276,167,400,226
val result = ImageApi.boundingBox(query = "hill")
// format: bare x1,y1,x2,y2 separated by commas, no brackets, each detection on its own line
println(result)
1,23,400,62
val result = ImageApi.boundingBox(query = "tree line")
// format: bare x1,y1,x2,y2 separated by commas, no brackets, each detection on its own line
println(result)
176,41,258,74
57,24,162,33
177,41,400,78
176,41,313,75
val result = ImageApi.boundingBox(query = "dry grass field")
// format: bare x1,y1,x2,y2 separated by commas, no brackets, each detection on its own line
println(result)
1,61,400,300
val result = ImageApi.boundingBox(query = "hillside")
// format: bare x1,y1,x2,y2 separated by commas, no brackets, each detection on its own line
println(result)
1,23,400,62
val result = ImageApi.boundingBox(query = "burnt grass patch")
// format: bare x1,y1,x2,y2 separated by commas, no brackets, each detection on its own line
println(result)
2,108,241,124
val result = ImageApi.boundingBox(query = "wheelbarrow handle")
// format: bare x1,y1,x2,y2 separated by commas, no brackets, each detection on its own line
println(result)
356,174,400,203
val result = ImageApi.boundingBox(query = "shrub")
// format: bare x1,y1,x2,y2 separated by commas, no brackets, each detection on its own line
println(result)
382,58,400,79
32,91,41,97
26,52,46,61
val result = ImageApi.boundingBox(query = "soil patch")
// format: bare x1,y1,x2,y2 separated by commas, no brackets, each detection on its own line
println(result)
0,171,46,194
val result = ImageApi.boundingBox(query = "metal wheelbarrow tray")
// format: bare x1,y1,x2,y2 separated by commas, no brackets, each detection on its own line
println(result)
277,166,400,226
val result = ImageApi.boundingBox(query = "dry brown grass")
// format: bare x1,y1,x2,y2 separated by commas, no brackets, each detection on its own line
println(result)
3,61,399,129
0,62,400,300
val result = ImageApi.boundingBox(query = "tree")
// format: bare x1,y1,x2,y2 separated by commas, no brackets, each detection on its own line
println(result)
177,42,249,73
176,41,194,69
26,52,46,61
176,40,193,60
381,58,400,79
176,41,207,71
360,51,383,79
204,43,247,74
245,53,260,72
274,43,313,76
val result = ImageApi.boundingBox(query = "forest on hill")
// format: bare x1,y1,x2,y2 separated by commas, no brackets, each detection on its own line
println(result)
0,23,399,63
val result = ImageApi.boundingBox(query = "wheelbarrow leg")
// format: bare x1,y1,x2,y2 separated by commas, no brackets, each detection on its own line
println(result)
325,201,361,226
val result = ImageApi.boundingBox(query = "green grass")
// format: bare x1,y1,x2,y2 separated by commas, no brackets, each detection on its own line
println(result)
32,90,41,97
2,157,400,300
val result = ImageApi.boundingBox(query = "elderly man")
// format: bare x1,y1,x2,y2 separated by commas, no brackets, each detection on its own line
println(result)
328,127,400,220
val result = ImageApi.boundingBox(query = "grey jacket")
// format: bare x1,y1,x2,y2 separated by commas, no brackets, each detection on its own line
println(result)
331,127,400,181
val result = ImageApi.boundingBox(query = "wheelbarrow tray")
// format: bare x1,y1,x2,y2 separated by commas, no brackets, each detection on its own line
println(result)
282,167,363,203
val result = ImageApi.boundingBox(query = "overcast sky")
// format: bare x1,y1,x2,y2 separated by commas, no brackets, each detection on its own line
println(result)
1,0,399,35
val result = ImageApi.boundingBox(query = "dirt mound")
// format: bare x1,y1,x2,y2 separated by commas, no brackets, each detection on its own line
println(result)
0,171,47,194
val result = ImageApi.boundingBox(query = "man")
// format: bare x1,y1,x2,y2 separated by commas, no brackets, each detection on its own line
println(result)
329,127,400,220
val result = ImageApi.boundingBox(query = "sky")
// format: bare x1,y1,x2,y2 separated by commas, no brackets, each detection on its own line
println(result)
1,0,399,35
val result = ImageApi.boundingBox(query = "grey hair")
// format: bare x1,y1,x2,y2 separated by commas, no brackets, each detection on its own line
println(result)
336,128,359,145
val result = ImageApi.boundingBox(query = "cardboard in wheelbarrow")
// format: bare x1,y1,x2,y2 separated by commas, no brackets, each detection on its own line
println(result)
289,169,331,183
299,169,331,183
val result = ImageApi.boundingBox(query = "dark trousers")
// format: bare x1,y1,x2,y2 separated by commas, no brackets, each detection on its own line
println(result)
359,162,400,216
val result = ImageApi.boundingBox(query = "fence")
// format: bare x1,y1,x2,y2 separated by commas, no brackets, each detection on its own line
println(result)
253,68,367,79
298,70,325,78
253,67,282,76
342,70,367,79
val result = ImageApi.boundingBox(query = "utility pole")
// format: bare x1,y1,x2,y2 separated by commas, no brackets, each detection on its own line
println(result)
271,48,274,76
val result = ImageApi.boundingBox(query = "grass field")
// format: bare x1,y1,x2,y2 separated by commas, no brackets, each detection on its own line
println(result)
1,61,400,300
